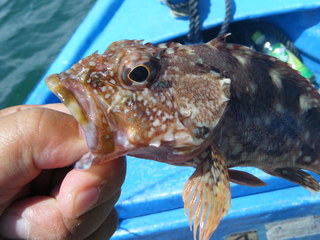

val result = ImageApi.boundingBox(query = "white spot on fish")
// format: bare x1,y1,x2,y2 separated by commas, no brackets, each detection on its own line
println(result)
166,101,173,108
197,58,204,64
249,83,257,93
166,48,175,55
137,95,143,101
303,131,310,141
299,94,316,111
158,43,168,49
274,103,284,113
152,118,160,127
149,139,161,147
303,156,312,163
147,127,155,138
130,55,138,61
100,86,107,92
151,97,157,104
179,108,191,117
245,49,254,56
163,129,174,141
234,54,247,65
269,69,282,89
231,143,243,157
226,44,234,50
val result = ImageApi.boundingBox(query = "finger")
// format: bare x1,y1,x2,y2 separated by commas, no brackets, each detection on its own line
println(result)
84,208,119,240
74,191,120,238
0,196,70,239
57,156,126,218
0,107,87,212
0,191,120,239
0,103,70,117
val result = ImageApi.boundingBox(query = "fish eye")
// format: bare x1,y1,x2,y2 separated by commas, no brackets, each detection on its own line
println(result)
128,65,150,83
120,56,160,89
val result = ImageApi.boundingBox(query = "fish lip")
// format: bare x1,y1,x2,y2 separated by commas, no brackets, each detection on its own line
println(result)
46,73,100,151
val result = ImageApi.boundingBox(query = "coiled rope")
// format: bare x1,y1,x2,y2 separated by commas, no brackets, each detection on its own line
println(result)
163,0,232,43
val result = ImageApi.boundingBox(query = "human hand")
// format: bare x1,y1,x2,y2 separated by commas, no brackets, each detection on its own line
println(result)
0,103,126,239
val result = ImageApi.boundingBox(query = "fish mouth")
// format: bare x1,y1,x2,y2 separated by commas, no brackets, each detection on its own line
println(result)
46,74,89,126
46,74,115,156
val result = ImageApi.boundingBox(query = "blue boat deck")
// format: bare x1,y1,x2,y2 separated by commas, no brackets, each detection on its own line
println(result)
25,1,320,239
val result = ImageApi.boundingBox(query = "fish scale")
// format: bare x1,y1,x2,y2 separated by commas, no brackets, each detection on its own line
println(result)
46,34,320,240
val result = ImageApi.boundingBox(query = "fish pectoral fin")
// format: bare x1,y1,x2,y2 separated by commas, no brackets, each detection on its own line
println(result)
182,147,231,240
228,169,267,187
263,167,320,191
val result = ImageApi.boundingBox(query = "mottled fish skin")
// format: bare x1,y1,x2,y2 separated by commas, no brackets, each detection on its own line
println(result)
46,35,320,240
199,38,320,190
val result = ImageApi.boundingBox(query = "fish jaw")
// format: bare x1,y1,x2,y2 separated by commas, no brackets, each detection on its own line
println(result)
46,73,129,165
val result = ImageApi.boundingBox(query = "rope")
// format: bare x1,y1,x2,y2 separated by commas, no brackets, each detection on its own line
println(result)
163,0,189,17
187,0,201,43
162,0,202,43
270,27,301,58
163,0,232,43
218,0,232,36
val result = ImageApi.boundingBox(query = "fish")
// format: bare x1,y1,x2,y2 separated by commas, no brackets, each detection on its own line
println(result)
46,34,320,240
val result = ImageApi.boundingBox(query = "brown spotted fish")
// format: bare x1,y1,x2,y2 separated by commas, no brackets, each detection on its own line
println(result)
46,34,320,240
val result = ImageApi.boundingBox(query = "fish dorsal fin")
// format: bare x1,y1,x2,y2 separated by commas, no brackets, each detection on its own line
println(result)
182,146,230,240
206,33,231,48
263,167,320,191
228,169,267,187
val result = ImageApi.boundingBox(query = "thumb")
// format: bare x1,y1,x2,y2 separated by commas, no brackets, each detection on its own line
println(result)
0,107,87,212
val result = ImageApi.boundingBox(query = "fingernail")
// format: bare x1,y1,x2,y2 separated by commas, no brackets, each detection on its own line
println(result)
74,187,100,217
0,214,29,239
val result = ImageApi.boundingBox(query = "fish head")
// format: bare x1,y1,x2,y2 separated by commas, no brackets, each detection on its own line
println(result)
46,40,230,165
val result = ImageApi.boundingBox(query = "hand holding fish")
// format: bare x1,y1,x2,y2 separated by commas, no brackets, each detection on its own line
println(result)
0,104,126,239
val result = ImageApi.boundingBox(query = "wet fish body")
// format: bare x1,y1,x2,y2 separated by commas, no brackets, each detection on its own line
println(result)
46,35,320,240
